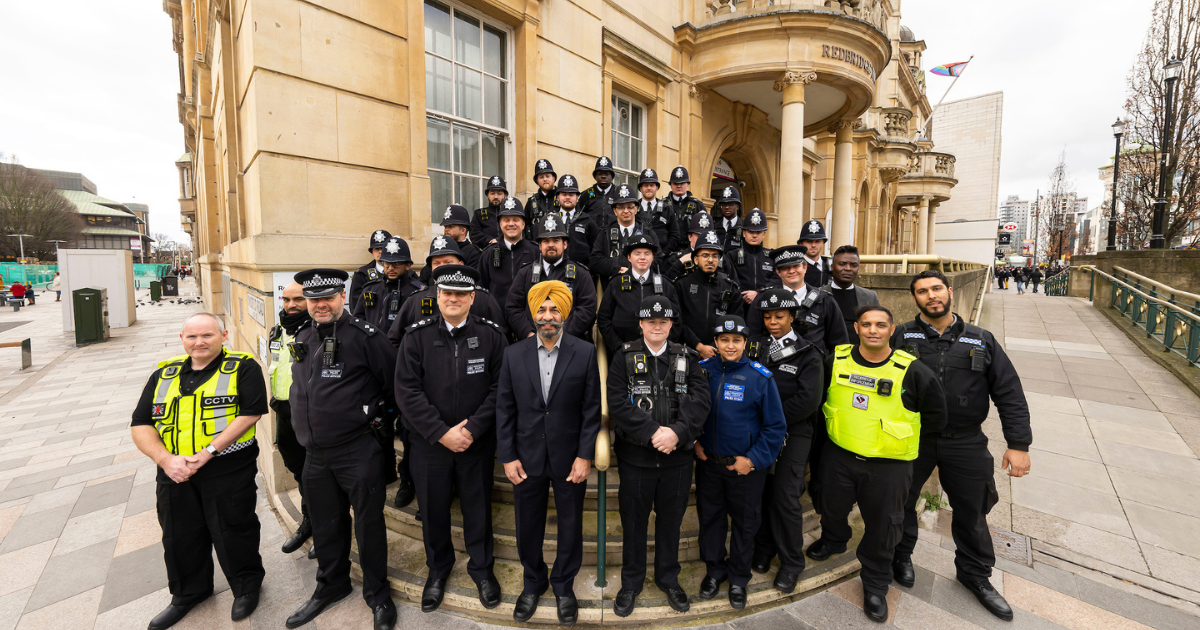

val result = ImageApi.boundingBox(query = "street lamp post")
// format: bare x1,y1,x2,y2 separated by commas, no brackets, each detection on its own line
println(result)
7,234,33,263
1106,119,1125,250
1151,58,1183,249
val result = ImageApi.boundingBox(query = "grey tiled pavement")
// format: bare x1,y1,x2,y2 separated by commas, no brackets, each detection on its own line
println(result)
0,283,1198,628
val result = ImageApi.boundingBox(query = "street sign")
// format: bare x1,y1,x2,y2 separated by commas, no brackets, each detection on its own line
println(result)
1002,222,1019,232
998,234,1012,245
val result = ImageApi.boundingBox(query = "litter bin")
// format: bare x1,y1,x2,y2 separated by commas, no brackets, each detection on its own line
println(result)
162,275,179,297
150,281,161,302
73,288,110,346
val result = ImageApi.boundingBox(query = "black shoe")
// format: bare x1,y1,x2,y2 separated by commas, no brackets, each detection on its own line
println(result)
656,583,690,613
231,590,260,621
697,575,723,601
421,577,446,613
751,551,772,574
307,545,317,560
148,603,196,630
805,538,847,561
414,509,422,522
282,517,312,554
959,577,1013,621
892,556,915,588
393,481,415,508
513,584,548,622
773,569,798,593
864,592,888,622
728,585,747,610
285,590,352,628
476,575,501,610
555,591,578,626
613,590,636,618
373,600,397,630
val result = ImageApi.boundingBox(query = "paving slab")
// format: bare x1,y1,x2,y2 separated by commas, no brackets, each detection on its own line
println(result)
1077,400,1174,431
1023,450,1113,495
1108,467,1200,520
1002,574,1152,630
0,504,71,554
1075,571,1200,630
1097,441,1200,483
24,537,116,612
1013,505,1147,573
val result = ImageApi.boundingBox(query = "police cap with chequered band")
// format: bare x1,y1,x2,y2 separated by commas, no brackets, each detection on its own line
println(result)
378,236,412,264
713,315,749,338
485,175,508,193
638,295,675,319
367,229,391,251
755,287,800,313
771,245,808,269
744,208,768,232
693,229,724,253
498,197,525,217
537,214,568,240
440,204,471,227
622,232,659,257
432,264,479,293
296,268,350,299
669,165,690,185
688,211,714,234
556,174,580,194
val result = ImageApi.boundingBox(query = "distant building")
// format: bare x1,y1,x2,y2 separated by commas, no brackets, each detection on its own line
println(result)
31,169,152,253
930,92,1004,264
997,195,1031,253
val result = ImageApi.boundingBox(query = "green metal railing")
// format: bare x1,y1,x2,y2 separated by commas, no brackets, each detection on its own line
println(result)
0,263,172,289
1078,266,1200,368
1044,271,1068,296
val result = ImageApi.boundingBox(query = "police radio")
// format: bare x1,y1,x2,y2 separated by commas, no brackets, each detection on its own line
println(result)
322,337,338,367
492,247,502,268
388,291,400,314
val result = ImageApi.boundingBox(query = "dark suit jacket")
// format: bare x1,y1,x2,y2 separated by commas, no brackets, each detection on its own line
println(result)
495,334,602,479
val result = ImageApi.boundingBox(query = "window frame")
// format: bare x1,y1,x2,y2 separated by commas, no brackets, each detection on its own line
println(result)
610,92,647,189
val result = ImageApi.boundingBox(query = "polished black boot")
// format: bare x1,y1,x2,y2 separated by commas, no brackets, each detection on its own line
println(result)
513,584,547,622
421,577,446,612
892,555,915,588
773,569,798,593
393,480,415,508
476,575,501,609
285,589,352,628
147,602,197,630
863,591,888,622
805,538,847,561
959,577,1013,621
697,575,723,601
230,590,260,621
373,599,397,630
555,591,578,625
727,585,747,610
613,590,637,617
281,516,312,554
655,581,690,613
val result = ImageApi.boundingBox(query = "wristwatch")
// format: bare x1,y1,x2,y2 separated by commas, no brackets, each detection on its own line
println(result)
204,444,219,456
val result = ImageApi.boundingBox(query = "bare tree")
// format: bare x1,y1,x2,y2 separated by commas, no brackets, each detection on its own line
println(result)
1034,152,1078,263
1118,0,1199,248
0,155,84,261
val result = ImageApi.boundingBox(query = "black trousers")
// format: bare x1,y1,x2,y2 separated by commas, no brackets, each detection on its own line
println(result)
304,432,390,607
753,434,812,575
410,438,495,583
817,442,912,597
274,401,309,518
808,420,829,515
895,431,998,582
157,459,264,606
694,457,767,588
1032,281,1040,293
396,420,413,485
618,460,692,592
512,470,587,596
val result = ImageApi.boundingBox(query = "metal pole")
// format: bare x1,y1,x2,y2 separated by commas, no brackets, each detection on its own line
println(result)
1031,190,1040,266
1151,73,1179,249
914,55,975,141
1107,132,1122,250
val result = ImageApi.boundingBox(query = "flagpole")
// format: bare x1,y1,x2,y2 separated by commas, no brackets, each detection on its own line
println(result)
914,55,974,141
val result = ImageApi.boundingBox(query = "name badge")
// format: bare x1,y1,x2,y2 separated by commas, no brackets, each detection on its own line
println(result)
466,357,485,375
852,392,869,410
576,225,587,233
723,383,745,402
778,364,798,375
806,313,819,324
269,340,282,351
848,373,877,388
321,363,345,379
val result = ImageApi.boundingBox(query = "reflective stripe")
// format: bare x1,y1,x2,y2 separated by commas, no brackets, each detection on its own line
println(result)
151,351,256,456
213,369,235,432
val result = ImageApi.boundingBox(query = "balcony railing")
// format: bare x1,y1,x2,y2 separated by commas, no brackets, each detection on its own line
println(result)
906,151,956,179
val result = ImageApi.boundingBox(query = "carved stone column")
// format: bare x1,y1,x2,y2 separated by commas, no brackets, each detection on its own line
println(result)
774,71,816,242
916,196,931,255
830,120,857,247
927,202,939,255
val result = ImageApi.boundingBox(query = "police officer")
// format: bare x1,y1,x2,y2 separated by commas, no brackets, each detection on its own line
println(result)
597,233,684,356
504,216,598,340
470,176,508,246
286,269,397,630
745,245,848,354
590,183,650,288
352,235,425,330
744,288,824,593
396,265,508,613
662,165,707,228
694,315,786,610
819,244,880,339
807,305,945,623
891,270,1032,621
727,207,775,302
636,168,683,253
390,236,506,347
349,229,390,312
579,155,618,218
713,185,743,251
554,173,600,265
477,197,540,303
421,204,482,283
271,282,316,558
662,212,735,283
525,159,558,240
676,229,744,360
797,219,833,288
608,296,710,617
131,312,266,629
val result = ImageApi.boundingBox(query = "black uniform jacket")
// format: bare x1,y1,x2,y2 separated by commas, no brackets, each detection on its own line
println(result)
418,239,482,284
891,315,1032,450
662,248,736,284
348,260,382,313
714,216,743,251
386,285,505,346
580,183,617,219
477,238,540,306
524,189,558,240
804,256,832,289
469,203,502,246
727,242,775,292
503,259,597,340
596,271,683,356
746,285,848,355
675,269,745,348
608,340,710,468
289,312,397,449
662,193,706,230
589,219,651,286
395,314,507,457
822,346,949,437
560,208,601,266
747,334,824,436
637,199,684,254
351,272,426,330
495,334,602,479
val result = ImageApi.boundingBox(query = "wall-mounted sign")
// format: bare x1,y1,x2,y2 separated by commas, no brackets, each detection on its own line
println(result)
821,45,877,81
247,293,266,327
1003,222,1019,232
998,233,1012,245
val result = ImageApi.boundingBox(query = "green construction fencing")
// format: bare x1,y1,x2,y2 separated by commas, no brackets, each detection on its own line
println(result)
0,263,172,289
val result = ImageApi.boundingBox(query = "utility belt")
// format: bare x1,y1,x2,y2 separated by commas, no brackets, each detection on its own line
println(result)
697,445,738,466
935,426,982,440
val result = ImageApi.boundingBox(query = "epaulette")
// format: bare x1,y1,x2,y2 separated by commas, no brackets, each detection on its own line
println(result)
411,279,427,290
349,317,379,336
621,341,639,353
406,318,436,331
698,356,717,366
668,342,696,357
474,316,505,334
750,361,773,378
585,189,596,199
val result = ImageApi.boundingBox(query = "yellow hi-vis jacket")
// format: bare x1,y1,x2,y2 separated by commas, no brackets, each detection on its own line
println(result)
268,329,295,401
822,345,921,461
151,351,256,456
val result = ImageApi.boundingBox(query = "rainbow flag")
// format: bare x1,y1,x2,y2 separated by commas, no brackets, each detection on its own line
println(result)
930,61,969,77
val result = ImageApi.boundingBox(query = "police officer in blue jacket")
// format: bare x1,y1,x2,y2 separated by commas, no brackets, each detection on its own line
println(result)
693,315,786,610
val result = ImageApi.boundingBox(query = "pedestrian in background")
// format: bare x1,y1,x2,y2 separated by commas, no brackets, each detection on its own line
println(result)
52,272,61,301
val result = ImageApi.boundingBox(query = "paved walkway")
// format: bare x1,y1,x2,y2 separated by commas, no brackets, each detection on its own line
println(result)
0,284,1198,629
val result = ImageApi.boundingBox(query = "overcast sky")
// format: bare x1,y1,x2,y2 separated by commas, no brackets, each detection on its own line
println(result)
0,0,1158,244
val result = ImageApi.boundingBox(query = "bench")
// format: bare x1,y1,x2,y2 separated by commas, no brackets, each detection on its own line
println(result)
8,298,25,312
0,339,32,370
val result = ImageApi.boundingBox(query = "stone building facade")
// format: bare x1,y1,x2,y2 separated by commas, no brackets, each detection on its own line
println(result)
929,91,1003,263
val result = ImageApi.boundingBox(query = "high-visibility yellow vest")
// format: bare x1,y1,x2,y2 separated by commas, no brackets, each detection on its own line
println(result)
268,329,294,400
822,345,922,461
151,351,256,456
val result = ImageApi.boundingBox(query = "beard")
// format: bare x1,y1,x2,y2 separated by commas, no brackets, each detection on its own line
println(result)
542,251,562,265
917,295,952,319
536,318,564,341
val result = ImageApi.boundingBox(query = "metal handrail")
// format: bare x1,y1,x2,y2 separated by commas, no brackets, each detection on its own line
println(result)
1075,265,1200,367
1079,266,1200,324
1113,266,1200,304
971,265,991,325
858,254,988,274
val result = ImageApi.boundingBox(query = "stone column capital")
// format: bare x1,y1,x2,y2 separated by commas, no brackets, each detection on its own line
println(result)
688,83,708,102
773,71,818,92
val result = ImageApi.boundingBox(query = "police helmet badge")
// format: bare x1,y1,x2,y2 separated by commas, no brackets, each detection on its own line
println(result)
372,230,387,243
564,175,574,187
443,206,453,220
645,169,655,178
653,301,662,313
808,221,821,233
544,215,557,231
599,156,610,167
770,294,778,304
723,188,733,199
385,240,401,255
751,212,761,225
725,320,734,331
706,231,719,244
433,235,447,250
491,176,500,186
675,167,684,179
699,215,710,228
537,160,547,168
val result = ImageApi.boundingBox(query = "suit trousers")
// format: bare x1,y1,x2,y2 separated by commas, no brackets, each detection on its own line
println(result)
894,431,998,582
304,432,390,607
752,434,812,575
410,438,495,583
274,402,308,517
694,458,767,588
817,442,912,597
512,471,587,596
157,460,264,606
618,460,693,592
